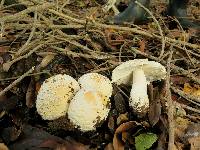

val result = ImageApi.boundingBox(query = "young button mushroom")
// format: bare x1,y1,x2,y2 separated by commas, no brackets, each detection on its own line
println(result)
68,89,110,132
78,73,113,98
36,74,80,120
112,59,166,116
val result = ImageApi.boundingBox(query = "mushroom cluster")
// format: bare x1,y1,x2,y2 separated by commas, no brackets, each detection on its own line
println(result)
36,73,112,132
112,59,166,116
36,59,165,131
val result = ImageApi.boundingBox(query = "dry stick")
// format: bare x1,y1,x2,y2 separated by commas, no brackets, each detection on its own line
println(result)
52,34,115,59
5,23,84,30
0,71,48,81
0,67,35,96
171,86,200,103
0,3,54,22
166,50,174,150
135,1,165,59
51,46,98,59
48,9,200,50
175,101,200,114
131,48,200,84
48,9,156,36
174,18,196,66
16,11,38,56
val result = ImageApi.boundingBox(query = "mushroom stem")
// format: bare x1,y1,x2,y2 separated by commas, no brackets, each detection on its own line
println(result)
130,68,149,115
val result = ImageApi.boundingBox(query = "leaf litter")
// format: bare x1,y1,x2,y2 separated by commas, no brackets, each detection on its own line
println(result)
0,0,200,149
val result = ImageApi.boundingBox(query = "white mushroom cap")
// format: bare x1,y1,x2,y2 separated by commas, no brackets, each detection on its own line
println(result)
78,73,113,98
68,89,110,132
112,59,166,116
112,59,166,85
36,74,80,120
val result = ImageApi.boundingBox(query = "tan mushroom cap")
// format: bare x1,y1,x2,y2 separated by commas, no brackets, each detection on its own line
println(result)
78,73,113,97
68,89,110,132
36,74,80,120
112,59,166,85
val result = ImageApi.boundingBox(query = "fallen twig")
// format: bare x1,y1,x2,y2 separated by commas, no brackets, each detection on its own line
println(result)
135,0,165,59
0,67,35,96
1,3,54,22
166,50,174,150
48,9,200,50
16,10,38,56
171,86,200,104
175,101,200,114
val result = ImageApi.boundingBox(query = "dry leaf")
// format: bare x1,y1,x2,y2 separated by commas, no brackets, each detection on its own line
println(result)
185,123,200,141
148,87,161,126
183,83,200,97
105,143,114,150
175,117,190,141
113,121,140,150
171,76,189,85
138,40,145,52
40,54,55,68
108,116,115,132
188,137,200,150
116,113,128,125
114,92,127,114
26,78,36,108
0,143,9,150
9,125,88,150
1,126,22,143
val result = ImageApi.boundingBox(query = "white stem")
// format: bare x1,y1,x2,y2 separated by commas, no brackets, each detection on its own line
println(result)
130,68,149,114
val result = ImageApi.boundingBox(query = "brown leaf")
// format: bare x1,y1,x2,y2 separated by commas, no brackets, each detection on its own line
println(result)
0,143,9,150
171,75,189,85
183,83,200,97
55,137,89,150
9,125,64,150
188,137,200,150
108,116,115,132
113,121,140,150
185,123,200,141
0,46,10,53
40,54,55,68
9,125,88,150
175,117,190,142
26,78,36,108
148,87,161,126
116,113,128,125
156,116,168,150
0,96,18,112
38,139,60,149
138,40,145,52
114,92,127,114
105,143,114,150
1,127,22,143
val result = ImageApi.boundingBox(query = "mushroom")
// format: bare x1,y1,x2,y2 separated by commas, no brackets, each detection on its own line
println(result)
78,73,113,98
112,59,166,116
68,89,110,132
36,74,80,120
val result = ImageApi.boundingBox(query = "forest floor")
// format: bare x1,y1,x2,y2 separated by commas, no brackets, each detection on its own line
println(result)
0,0,200,150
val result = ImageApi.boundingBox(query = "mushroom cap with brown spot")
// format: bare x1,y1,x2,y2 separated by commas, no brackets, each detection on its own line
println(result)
68,89,110,131
78,73,113,97
36,74,80,120
112,59,166,85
